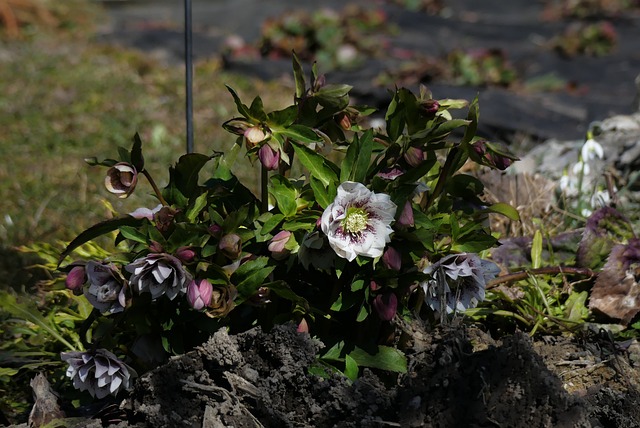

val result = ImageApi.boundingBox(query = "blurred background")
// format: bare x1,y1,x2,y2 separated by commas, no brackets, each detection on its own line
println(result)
1,0,639,280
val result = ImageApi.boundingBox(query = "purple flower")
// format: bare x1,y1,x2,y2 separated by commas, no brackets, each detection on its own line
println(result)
105,162,138,198
84,261,126,314
397,200,414,228
421,253,499,316
382,247,402,271
321,182,396,261
187,279,213,311
61,349,136,399
125,253,191,300
372,292,398,321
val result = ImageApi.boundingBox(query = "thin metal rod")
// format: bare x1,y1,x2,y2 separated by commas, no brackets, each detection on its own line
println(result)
184,0,194,153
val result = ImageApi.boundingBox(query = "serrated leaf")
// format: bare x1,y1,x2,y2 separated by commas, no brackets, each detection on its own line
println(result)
277,125,321,144
249,96,268,122
226,85,252,118
168,153,211,200
270,175,298,218
260,213,285,236
118,225,148,244
291,142,338,187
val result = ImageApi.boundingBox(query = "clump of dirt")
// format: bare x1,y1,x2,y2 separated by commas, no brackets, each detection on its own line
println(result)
93,322,640,427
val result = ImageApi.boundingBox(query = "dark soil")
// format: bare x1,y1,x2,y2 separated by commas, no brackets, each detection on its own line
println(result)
22,322,637,428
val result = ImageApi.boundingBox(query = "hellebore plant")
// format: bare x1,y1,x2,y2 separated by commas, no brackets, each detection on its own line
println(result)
58,55,519,398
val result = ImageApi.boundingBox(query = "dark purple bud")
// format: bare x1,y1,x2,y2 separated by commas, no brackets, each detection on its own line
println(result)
258,144,280,171
397,200,414,227
382,247,402,271
65,265,86,293
149,241,164,253
154,206,177,234
208,224,223,238
219,234,242,260
372,292,398,321
176,246,196,263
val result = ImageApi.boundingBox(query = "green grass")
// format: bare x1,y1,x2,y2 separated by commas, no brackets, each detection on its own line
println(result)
0,20,292,247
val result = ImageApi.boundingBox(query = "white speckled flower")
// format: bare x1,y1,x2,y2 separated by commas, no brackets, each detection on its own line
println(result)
320,182,397,261
61,349,137,399
421,253,500,316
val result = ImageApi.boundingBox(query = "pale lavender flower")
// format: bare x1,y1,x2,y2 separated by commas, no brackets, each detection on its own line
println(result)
61,349,137,399
421,253,500,316
187,279,213,311
84,261,126,314
125,253,191,300
128,204,163,220
321,182,397,261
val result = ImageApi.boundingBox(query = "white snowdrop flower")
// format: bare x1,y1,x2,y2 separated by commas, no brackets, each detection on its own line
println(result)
581,207,593,217
572,161,590,176
581,138,604,162
321,182,397,262
559,174,578,197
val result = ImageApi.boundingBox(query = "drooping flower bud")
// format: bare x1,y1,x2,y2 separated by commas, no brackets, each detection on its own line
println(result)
369,280,381,291
418,99,440,118
372,292,398,321
105,163,138,198
337,112,352,131
470,140,517,171
268,230,292,260
175,246,196,263
186,279,213,311
397,200,414,227
65,265,86,293
208,224,223,238
382,247,402,271
219,234,242,260
148,240,164,253
258,144,280,171
244,126,267,149
404,146,424,168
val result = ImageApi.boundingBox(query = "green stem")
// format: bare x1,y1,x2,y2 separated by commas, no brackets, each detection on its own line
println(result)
261,164,269,213
142,170,169,206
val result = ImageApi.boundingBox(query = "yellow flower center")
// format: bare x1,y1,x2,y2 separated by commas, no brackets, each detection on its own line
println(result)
343,207,369,233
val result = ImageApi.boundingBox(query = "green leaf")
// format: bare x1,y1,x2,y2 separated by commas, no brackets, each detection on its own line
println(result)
130,132,145,171
292,53,306,100
344,354,359,381
0,291,76,351
461,96,479,146
186,192,209,223
277,124,321,144
59,216,144,265
531,230,543,269
268,105,297,127
484,203,520,221
564,291,588,322
225,85,252,118
167,153,211,200
310,176,335,209
291,142,338,187
352,130,374,183
249,96,268,122
232,257,275,303
270,175,298,218
349,345,407,373
118,225,148,244
260,213,285,236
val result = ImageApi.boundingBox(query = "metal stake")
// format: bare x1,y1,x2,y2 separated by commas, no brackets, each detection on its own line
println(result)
184,0,194,153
